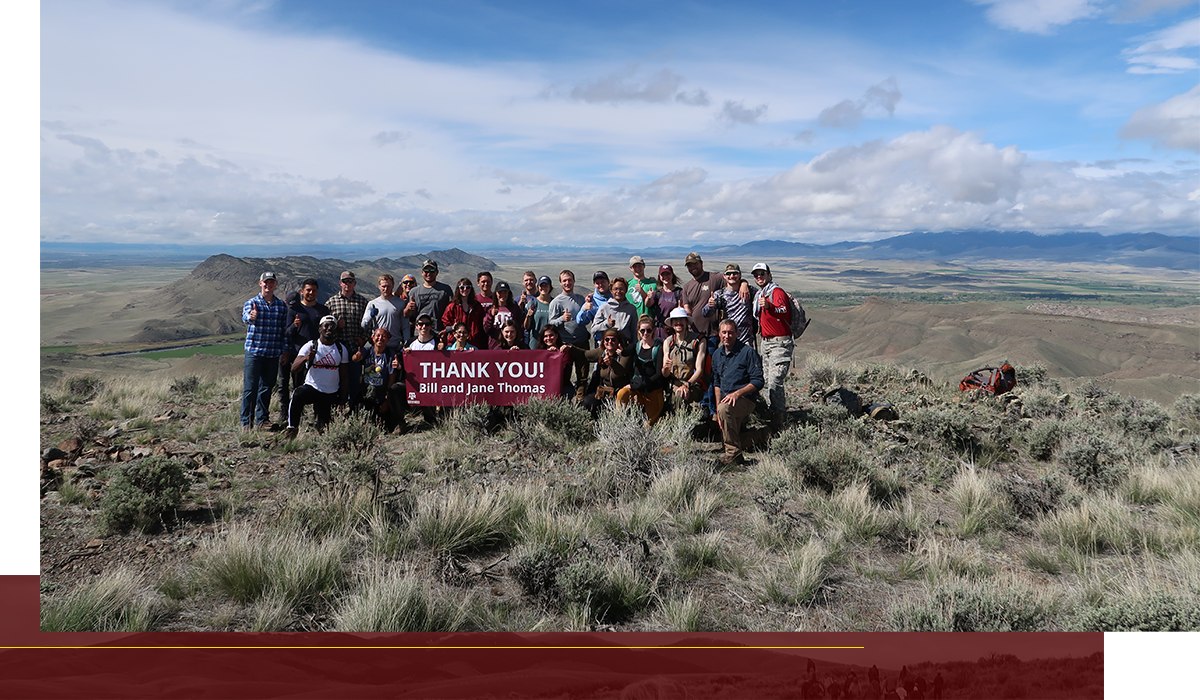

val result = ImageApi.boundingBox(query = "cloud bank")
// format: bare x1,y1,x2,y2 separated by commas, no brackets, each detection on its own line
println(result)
1120,84,1200,152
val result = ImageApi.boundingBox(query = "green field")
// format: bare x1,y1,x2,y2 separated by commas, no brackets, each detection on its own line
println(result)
139,342,245,359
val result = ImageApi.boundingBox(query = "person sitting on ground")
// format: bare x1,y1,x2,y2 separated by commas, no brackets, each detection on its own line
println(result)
446,322,477,351
405,314,442,351
615,315,666,425
711,319,764,466
441,277,487,348
484,281,524,346
576,270,612,342
286,315,348,438
353,327,406,434
581,329,632,417
661,307,707,413
589,276,638,347
493,319,527,350
539,325,585,398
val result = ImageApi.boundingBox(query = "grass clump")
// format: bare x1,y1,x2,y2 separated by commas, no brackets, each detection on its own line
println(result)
100,457,189,534
63,374,104,402
827,483,890,541
670,531,727,580
757,539,833,606
169,375,201,397
917,537,993,581
891,578,1056,631
196,528,348,608
948,467,1010,537
653,593,707,631
41,570,156,632
408,485,525,555
1036,496,1139,556
333,569,467,632
559,558,654,624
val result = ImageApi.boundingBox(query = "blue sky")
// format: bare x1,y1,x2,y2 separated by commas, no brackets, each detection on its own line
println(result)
38,0,1199,247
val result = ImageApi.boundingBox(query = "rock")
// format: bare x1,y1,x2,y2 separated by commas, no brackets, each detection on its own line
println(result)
118,451,133,462
42,447,68,462
131,447,152,458
48,459,67,471
57,437,82,454
194,465,211,475
85,539,104,549
101,427,123,439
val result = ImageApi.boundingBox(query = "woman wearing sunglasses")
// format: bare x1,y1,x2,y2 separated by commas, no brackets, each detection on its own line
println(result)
614,315,666,425
581,329,633,417
440,277,487,349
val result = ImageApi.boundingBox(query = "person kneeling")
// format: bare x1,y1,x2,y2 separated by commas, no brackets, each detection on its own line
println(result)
581,329,632,417
711,319,764,466
286,315,349,438
615,315,666,426
354,327,406,434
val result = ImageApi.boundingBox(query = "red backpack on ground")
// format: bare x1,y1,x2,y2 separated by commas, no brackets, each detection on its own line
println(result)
959,364,1017,395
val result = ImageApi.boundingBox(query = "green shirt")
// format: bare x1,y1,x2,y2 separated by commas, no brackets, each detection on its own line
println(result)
626,278,658,319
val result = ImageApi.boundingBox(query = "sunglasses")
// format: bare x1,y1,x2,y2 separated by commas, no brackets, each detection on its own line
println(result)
602,337,619,343
402,280,415,285
341,279,355,284
416,321,431,326
638,328,654,334
458,285,472,290
752,271,767,277
724,271,740,276
422,268,436,273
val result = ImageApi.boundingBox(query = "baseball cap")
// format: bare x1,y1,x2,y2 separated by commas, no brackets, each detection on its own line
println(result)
339,270,356,282
495,281,511,293
537,275,552,286
685,252,702,264
668,307,689,320
422,259,439,272
724,263,741,273
659,264,674,275
260,272,277,282
751,263,771,274
319,315,338,326
629,255,645,266
593,270,609,281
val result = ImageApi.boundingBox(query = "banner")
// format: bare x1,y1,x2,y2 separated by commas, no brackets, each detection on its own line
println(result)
404,349,566,406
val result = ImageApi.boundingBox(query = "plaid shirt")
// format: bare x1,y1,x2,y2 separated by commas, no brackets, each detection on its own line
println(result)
242,294,288,357
325,291,370,349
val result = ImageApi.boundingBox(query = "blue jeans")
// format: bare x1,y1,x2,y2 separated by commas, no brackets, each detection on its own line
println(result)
242,354,280,426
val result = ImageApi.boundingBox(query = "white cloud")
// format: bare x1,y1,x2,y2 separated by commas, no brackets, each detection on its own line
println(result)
548,63,710,106
42,126,1196,245
818,77,902,129
717,100,768,126
492,169,552,186
973,0,1102,34
1120,84,1200,152
371,130,409,147
1122,18,1200,74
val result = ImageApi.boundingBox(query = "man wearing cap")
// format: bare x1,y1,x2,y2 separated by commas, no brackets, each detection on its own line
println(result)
325,271,370,408
625,255,658,319
279,278,330,424
408,260,453,332
752,263,794,433
548,270,589,399
241,272,288,431
679,253,721,339
711,319,764,466
713,263,757,346
285,315,349,438
575,270,612,343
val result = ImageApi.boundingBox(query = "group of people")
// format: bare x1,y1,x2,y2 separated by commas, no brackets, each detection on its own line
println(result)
239,252,801,463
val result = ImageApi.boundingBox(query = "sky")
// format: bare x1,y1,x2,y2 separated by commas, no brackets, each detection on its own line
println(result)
38,0,1199,249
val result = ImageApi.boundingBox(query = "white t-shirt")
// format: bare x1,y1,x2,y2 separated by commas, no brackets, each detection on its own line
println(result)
298,340,348,394
408,337,438,351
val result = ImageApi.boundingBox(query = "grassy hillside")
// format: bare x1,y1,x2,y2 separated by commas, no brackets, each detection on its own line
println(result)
39,352,1200,634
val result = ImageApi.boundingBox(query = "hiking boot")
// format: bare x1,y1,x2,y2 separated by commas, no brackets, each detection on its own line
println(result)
258,422,280,432
718,452,745,467
283,426,298,440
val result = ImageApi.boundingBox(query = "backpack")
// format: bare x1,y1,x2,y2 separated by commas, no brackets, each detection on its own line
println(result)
759,285,810,339
959,364,1017,396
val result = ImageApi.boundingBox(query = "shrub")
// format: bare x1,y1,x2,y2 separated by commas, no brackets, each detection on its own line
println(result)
40,392,62,415
333,570,467,632
41,570,155,632
511,544,566,600
169,375,201,397
594,402,693,493
63,375,104,402
509,396,594,449
1021,389,1069,420
1172,394,1200,421
1024,421,1063,461
319,410,383,460
1000,472,1064,519
559,558,654,623
1058,433,1126,491
774,435,872,494
907,407,978,455
891,579,1056,631
100,457,189,534
1071,591,1200,631
196,528,348,607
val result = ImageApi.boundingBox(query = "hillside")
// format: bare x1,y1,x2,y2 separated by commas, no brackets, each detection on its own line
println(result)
103,249,498,344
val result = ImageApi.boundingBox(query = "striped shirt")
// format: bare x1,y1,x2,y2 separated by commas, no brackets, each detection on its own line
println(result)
242,294,288,357
713,286,756,344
